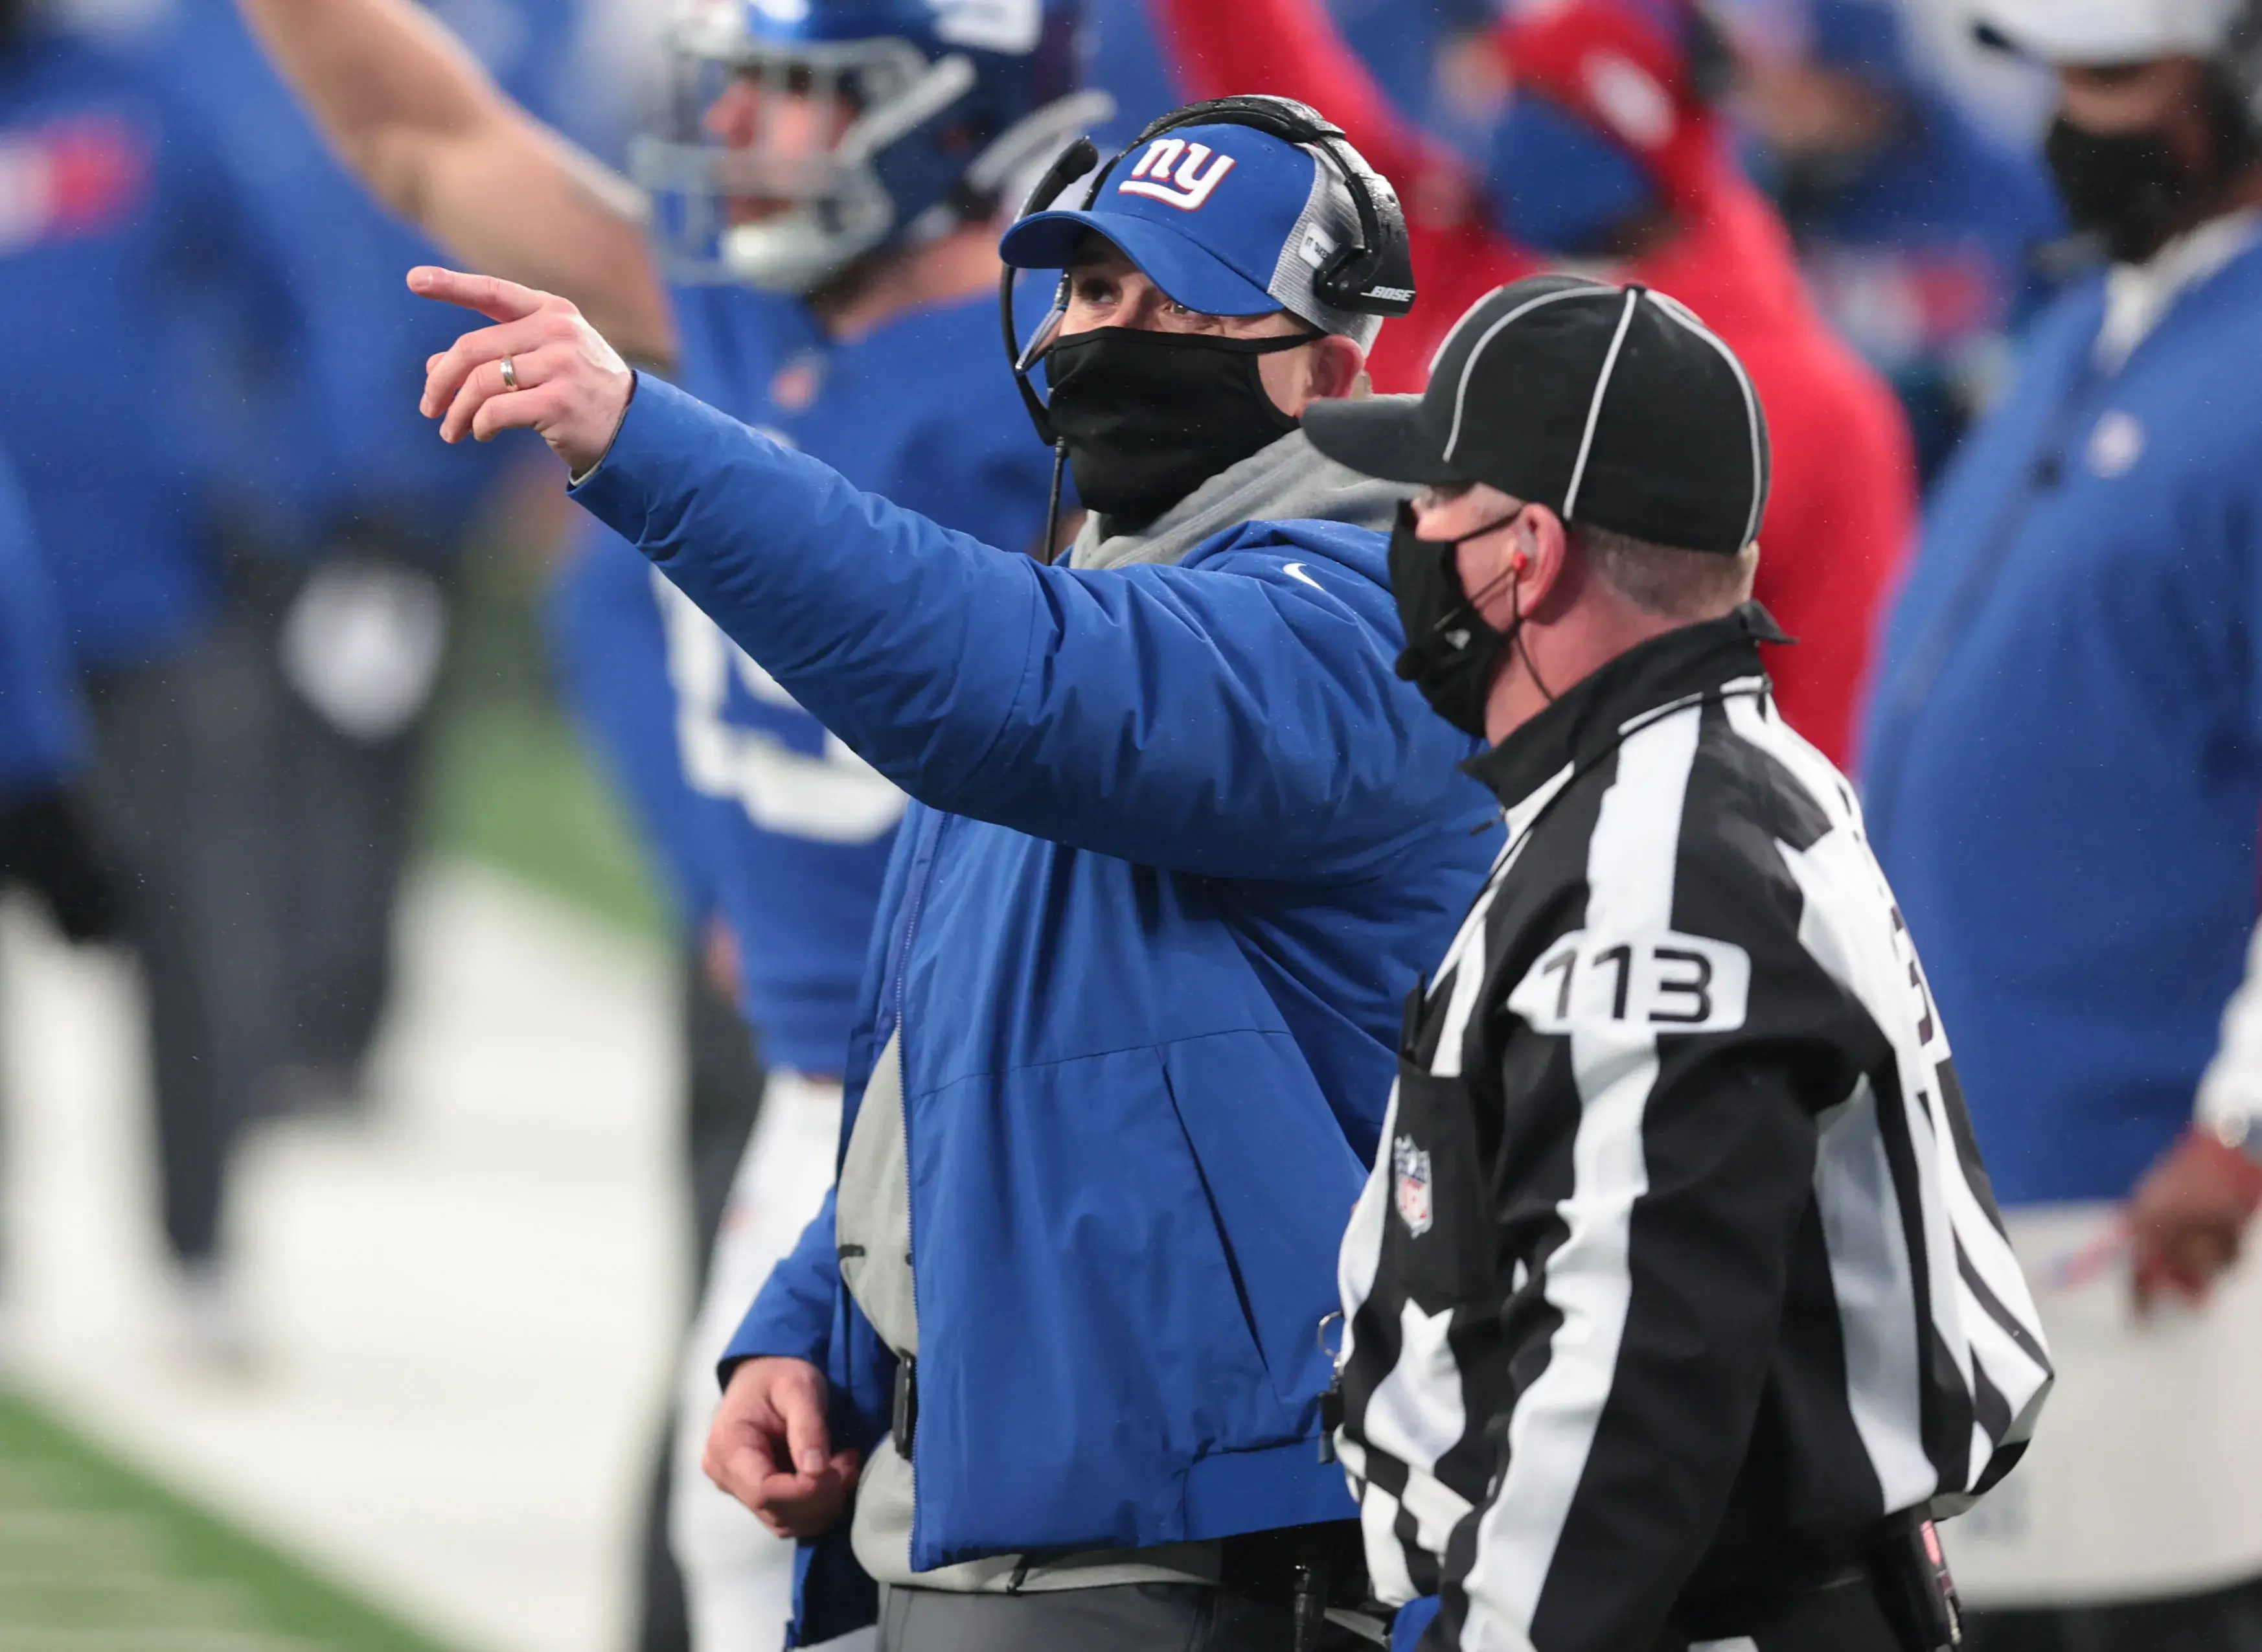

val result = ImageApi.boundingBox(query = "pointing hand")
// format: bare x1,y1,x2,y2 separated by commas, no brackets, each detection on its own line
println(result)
411,266,634,476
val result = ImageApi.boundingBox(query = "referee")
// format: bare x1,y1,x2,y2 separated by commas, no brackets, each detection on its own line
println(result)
1300,277,2054,1652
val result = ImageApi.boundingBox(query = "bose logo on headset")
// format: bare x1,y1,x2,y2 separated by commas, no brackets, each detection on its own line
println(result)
1119,139,1237,211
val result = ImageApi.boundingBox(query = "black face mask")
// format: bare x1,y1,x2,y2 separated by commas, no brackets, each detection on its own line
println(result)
2044,117,2198,266
1042,326,1309,530
1387,501,1538,739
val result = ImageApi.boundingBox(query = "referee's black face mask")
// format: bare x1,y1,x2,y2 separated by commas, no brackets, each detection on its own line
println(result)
1388,501,1535,739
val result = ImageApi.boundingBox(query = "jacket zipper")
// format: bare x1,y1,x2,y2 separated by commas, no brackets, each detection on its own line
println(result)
886,809,950,1557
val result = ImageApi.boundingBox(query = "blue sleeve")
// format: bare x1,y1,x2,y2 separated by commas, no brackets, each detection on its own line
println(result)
722,1187,840,1375
543,519,719,925
573,376,1476,883
0,455,86,797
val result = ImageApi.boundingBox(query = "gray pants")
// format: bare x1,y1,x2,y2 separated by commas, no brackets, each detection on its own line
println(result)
875,1583,1356,1652
233,540,446,1097
81,536,448,1265
86,632,292,1265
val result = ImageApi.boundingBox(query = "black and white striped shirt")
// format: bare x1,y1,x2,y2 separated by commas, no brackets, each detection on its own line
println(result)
1334,605,2051,1652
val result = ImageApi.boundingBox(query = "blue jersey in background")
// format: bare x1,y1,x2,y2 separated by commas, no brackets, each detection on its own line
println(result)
544,522,723,931
0,24,289,667
553,280,1060,1076
0,446,86,796
1082,0,1181,147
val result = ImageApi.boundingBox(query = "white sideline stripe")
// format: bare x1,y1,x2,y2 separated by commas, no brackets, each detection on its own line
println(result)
1458,706,1700,1647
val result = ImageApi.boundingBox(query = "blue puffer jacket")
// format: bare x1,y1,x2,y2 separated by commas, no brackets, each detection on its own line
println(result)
573,376,1499,1644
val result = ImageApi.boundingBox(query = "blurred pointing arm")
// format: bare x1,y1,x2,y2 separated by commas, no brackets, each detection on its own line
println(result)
231,0,676,367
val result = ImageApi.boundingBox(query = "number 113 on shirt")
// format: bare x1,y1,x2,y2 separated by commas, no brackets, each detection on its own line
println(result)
1508,929,1752,1035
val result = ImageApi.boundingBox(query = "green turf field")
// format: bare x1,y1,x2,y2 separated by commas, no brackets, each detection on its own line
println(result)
425,697,662,935
0,1390,461,1652
419,539,665,937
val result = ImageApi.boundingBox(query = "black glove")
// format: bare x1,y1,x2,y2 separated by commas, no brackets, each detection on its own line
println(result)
0,787,122,943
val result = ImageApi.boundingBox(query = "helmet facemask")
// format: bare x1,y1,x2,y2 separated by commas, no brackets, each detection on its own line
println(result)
633,1,1109,297
637,32,947,292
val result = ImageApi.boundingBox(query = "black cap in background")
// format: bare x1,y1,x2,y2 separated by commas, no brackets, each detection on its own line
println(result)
1303,275,1770,555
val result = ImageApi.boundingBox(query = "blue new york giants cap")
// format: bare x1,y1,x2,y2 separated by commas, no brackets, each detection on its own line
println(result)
1000,121,1387,350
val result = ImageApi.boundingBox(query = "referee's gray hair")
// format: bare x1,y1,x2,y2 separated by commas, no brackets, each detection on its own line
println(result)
1575,523,1758,620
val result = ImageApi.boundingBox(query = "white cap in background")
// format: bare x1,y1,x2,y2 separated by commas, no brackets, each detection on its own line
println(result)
1976,0,2240,65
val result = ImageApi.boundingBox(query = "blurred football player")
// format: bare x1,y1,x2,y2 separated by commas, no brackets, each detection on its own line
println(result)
229,0,1102,1644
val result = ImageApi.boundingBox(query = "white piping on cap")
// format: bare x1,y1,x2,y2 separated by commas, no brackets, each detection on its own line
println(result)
1441,282,1615,466
1562,286,1643,522
1645,290,1766,547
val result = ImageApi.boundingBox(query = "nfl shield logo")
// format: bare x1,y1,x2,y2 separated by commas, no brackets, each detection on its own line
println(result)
1393,1134,1433,1237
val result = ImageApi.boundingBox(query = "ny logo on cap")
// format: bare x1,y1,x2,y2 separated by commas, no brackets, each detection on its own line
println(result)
1119,139,1237,212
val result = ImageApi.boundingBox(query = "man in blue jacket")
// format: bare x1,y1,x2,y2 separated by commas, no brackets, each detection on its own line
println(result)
1862,0,2262,1642
413,102,1500,1648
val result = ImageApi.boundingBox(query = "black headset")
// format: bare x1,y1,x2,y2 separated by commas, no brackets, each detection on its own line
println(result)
996,95,1417,559
997,96,1416,445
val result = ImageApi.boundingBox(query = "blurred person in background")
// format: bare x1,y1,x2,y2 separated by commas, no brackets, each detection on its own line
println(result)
1860,1,2262,1644
89,0,611,1133
1726,0,2064,484
0,441,120,1356
229,0,1106,1646
0,0,324,1363
1152,0,1915,772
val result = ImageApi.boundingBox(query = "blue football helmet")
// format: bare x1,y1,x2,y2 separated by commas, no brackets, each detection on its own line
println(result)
635,0,1109,292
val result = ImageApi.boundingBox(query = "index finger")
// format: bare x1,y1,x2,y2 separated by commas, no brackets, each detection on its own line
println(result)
407,265,549,325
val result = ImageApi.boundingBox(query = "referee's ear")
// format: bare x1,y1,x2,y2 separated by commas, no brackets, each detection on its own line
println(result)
1465,499,1568,634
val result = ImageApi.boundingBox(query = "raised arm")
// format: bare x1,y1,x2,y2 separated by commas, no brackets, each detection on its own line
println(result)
568,373,1481,882
233,0,674,365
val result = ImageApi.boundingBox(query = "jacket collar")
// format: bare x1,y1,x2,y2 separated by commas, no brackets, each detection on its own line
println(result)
1461,601,1788,811
1068,429,1408,572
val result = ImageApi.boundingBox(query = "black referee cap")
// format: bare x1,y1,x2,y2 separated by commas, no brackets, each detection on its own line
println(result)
1304,276,1770,555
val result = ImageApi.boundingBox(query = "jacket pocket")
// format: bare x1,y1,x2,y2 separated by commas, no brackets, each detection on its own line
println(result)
1160,1033,1369,1418
907,1044,1283,1555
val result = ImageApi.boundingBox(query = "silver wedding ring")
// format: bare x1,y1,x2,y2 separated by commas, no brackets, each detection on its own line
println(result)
499,354,520,392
